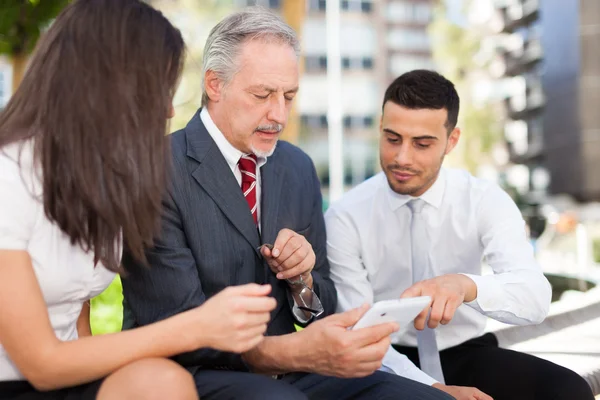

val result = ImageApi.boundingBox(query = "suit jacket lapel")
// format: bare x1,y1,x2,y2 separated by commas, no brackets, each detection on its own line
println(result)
260,152,285,245
186,111,261,251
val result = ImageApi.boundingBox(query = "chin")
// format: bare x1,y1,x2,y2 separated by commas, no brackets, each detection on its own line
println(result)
251,142,277,158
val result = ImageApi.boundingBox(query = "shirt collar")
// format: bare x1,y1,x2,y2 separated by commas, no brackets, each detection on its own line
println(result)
385,168,447,211
200,107,267,171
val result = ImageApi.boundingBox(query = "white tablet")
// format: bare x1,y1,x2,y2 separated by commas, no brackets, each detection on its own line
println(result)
351,296,431,330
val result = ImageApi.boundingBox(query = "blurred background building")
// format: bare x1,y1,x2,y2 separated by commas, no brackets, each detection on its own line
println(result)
0,57,11,109
237,0,436,188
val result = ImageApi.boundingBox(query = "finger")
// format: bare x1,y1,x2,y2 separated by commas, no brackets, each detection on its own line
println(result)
353,361,385,377
474,390,493,400
276,256,313,280
350,321,398,348
413,305,430,330
275,235,306,265
236,296,277,313
272,229,296,257
350,333,392,363
224,283,272,297
400,284,423,299
239,322,269,339
327,303,371,326
428,297,448,329
441,297,462,325
260,245,273,259
236,330,266,352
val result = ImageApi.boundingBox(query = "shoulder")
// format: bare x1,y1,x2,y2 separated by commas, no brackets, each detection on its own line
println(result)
0,140,39,194
168,128,187,157
444,168,517,215
271,141,314,170
444,168,498,202
326,173,386,218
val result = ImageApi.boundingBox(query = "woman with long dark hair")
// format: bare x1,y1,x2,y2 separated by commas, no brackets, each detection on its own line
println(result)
0,1,275,399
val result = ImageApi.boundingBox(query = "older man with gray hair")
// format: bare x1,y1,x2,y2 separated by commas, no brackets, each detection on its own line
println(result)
121,7,453,400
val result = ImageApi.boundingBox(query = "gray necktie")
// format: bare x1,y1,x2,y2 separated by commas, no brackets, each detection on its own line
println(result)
408,199,445,383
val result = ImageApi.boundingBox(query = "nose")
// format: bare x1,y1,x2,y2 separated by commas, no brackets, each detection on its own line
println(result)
267,94,287,126
395,142,414,167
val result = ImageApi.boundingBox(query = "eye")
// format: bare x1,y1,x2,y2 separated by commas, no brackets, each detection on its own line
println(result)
387,137,399,144
254,94,268,100
416,143,431,149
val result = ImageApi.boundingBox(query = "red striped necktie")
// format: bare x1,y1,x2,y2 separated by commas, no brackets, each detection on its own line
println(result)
238,154,258,225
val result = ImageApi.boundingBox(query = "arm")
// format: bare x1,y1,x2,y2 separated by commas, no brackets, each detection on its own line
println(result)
77,302,92,337
464,184,552,325
324,206,437,386
0,251,210,390
121,189,248,370
296,159,337,320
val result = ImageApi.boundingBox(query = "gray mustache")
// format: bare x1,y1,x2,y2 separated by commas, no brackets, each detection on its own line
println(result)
255,124,283,133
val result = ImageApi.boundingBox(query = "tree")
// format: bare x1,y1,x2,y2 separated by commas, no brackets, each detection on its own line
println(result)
428,1,502,173
0,0,70,92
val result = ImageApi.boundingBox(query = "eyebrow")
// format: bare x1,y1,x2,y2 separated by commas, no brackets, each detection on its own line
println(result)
383,128,439,141
249,85,299,94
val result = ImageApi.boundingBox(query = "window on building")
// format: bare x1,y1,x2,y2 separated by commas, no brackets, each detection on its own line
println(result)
319,55,327,69
386,1,431,24
342,57,351,69
387,28,431,51
305,55,373,72
238,0,281,7
302,114,375,130
311,0,372,12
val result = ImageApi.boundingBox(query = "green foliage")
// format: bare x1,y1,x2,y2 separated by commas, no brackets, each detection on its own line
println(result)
594,239,600,264
90,276,123,335
0,0,70,56
428,2,502,173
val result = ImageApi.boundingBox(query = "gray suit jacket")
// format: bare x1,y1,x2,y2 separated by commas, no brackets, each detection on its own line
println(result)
121,110,337,371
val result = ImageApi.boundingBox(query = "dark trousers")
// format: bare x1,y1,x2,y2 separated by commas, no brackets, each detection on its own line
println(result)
0,380,103,400
192,369,455,400
394,333,594,400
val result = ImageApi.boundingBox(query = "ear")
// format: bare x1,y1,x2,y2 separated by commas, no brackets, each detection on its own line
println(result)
445,127,461,155
204,70,224,102
167,104,175,119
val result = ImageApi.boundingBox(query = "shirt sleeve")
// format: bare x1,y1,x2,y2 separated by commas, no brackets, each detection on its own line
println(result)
324,206,374,311
463,183,552,325
0,155,37,250
381,346,438,386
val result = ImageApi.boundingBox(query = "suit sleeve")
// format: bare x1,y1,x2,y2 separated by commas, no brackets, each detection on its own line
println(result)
290,157,337,325
121,184,249,371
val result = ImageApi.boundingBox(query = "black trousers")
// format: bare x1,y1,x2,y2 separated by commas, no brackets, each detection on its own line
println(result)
192,369,455,400
0,380,103,400
393,333,594,400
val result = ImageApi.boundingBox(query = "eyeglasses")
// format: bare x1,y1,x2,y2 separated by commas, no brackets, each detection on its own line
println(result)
257,244,324,317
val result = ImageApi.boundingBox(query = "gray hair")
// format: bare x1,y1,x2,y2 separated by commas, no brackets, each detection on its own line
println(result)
202,7,300,106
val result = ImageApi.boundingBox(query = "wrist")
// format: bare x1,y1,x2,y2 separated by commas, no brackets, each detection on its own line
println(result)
161,311,202,354
432,383,448,393
458,274,477,302
242,333,303,374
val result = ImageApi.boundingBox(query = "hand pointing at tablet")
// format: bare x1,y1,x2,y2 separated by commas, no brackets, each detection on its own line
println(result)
400,274,478,330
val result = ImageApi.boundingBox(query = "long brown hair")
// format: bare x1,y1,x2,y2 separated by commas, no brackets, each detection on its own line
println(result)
0,0,185,272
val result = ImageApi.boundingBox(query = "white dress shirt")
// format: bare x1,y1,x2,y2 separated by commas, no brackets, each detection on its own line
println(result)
201,108,309,323
0,140,116,381
325,168,552,385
